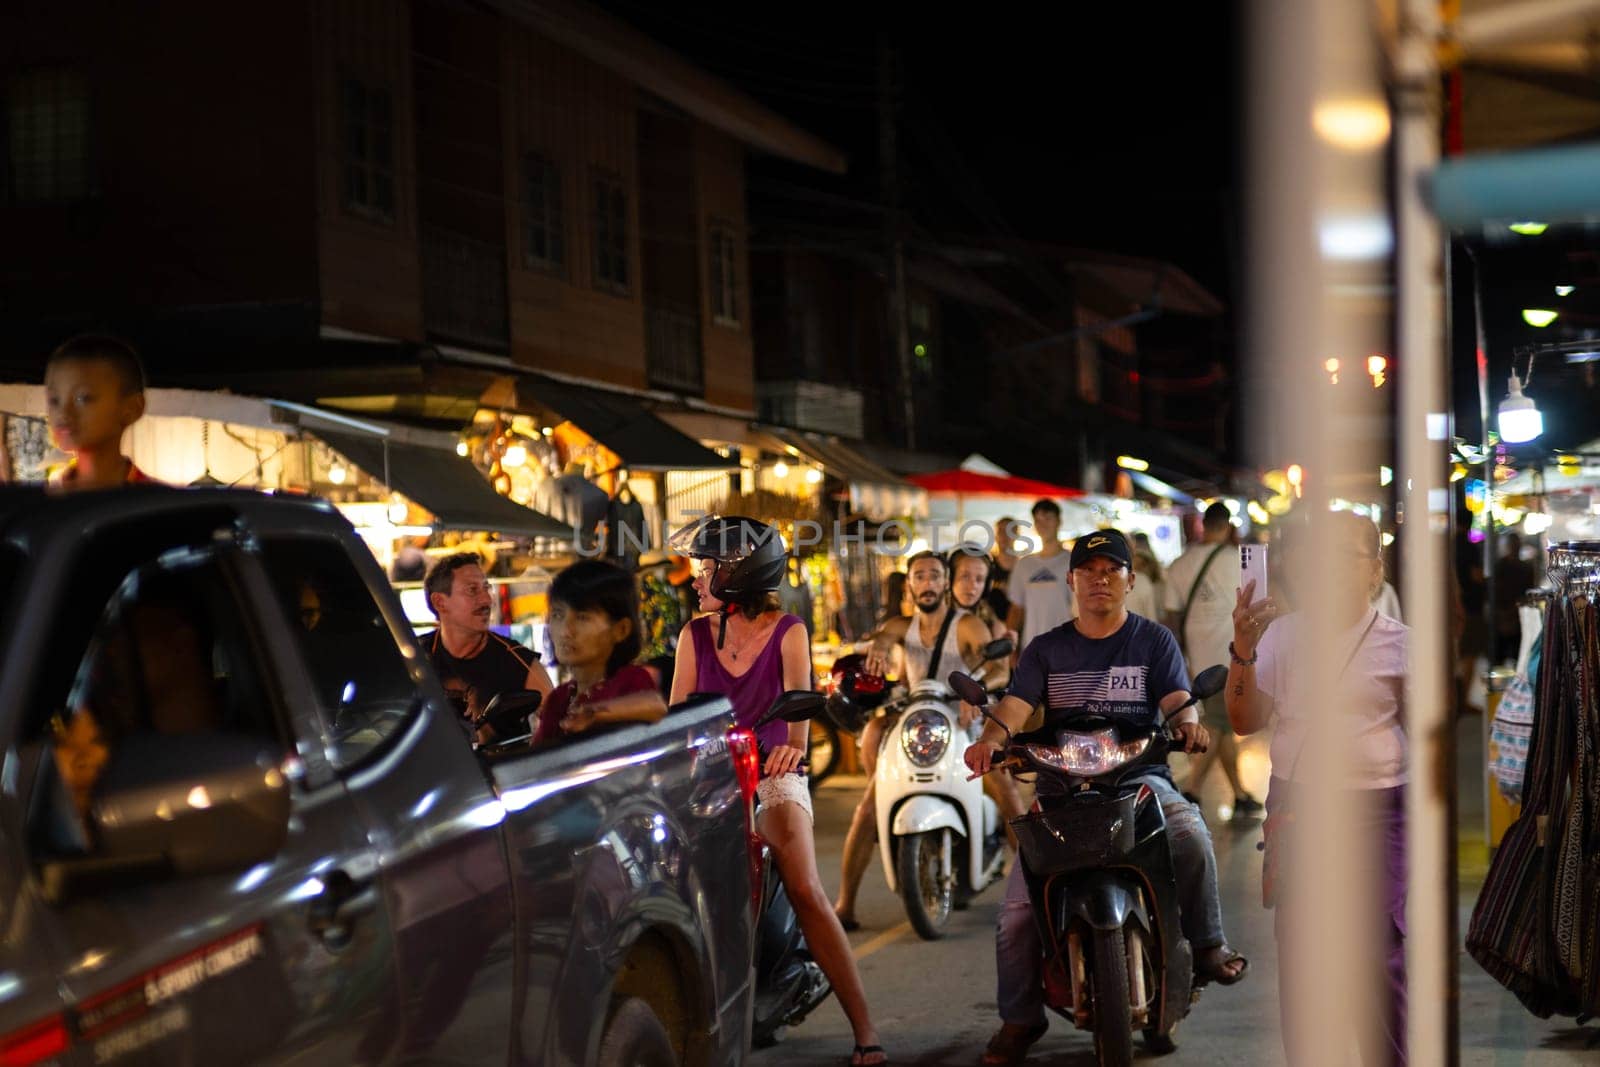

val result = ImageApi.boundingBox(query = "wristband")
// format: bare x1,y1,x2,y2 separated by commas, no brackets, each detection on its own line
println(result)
1228,641,1258,666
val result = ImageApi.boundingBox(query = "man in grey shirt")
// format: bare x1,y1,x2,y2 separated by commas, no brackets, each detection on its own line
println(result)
1007,498,1076,654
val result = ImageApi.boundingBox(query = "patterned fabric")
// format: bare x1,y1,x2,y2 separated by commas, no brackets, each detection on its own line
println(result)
1489,639,1539,803
638,572,688,662
1467,591,1600,1019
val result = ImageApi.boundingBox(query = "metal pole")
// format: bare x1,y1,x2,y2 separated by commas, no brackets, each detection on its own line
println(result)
1469,250,1497,669
1396,0,1456,1059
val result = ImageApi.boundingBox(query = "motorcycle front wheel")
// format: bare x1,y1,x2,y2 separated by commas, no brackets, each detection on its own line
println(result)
807,719,840,792
897,829,953,940
1091,926,1134,1067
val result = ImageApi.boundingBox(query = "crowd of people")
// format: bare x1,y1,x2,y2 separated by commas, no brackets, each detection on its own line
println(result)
39,330,1426,1067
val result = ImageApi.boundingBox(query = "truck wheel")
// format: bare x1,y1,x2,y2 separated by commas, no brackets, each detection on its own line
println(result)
897,829,952,940
597,997,677,1067
1090,927,1134,1067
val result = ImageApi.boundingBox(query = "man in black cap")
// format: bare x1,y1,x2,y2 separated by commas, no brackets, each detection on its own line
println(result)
964,528,1247,1065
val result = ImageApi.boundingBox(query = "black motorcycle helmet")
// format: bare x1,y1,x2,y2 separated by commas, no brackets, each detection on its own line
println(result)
824,653,887,734
667,515,788,647
946,542,995,605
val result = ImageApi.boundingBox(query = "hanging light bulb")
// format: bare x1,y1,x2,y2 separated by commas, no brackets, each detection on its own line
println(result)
456,440,469,457
387,496,409,524
328,463,348,486
773,461,790,479
503,441,528,468
805,467,823,484
1497,372,1543,444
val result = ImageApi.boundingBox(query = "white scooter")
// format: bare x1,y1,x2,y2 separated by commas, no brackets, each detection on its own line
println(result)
873,638,1013,940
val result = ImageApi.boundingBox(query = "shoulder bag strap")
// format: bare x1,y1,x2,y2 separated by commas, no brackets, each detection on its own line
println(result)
925,606,959,682
1177,543,1230,643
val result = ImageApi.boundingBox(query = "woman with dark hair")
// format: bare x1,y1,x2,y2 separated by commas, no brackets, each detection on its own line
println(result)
668,516,887,1067
531,560,665,745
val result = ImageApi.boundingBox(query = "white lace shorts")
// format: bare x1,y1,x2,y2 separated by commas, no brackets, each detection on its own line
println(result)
756,774,813,824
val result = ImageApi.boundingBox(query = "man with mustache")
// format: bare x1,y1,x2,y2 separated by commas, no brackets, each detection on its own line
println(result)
423,554,553,739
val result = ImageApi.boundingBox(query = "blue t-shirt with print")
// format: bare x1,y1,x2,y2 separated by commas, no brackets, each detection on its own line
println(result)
1006,613,1191,734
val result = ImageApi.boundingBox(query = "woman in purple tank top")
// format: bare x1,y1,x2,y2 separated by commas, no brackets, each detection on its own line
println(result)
669,516,887,1067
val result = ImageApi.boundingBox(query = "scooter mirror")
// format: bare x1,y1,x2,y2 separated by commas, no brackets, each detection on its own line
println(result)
480,690,542,721
980,637,1015,661
757,689,827,727
1191,664,1229,700
948,671,987,706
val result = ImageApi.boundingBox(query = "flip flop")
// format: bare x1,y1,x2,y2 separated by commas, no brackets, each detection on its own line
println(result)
1196,944,1250,985
850,1043,888,1065
836,913,861,932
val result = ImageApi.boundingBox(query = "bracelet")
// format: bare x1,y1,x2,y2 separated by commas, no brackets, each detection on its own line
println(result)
1228,641,1258,666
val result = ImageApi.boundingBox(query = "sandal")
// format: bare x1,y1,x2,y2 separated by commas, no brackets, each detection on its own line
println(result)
980,1021,1047,1065
1195,944,1250,986
836,913,861,932
850,1044,888,1066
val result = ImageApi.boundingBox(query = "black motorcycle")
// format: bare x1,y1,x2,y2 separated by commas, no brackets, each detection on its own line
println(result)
748,690,836,1046
953,665,1229,1066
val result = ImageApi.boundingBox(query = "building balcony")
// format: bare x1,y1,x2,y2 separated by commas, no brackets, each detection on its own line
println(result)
758,379,864,440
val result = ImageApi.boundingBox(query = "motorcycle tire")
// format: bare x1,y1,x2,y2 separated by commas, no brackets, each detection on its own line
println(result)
897,829,953,941
807,719,840,792
1090,927,1134,1067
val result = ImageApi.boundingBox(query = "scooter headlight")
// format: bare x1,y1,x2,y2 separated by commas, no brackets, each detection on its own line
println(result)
901,708,951,767
1025,728,1150,777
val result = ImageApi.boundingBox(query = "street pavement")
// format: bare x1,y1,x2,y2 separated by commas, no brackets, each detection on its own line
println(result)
755,718,1597,1066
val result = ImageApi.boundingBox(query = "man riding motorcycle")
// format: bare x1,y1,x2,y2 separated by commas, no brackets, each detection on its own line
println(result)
831,549,1009,931
963,529,1248,1065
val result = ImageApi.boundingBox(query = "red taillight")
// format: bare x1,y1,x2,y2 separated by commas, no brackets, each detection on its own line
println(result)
0,1016,70,1067
726,726,764,917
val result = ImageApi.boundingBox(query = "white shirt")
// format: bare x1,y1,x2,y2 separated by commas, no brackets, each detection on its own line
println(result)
1256,608,1410,789
1010,550,1075,652
1160,541,1239,675
903,606,967,688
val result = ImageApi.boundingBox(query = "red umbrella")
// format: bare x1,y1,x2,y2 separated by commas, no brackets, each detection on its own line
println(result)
906,468,1085,498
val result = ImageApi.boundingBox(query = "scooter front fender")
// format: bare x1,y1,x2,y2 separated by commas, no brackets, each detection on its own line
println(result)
891,795,968,838
1054,872,1150,935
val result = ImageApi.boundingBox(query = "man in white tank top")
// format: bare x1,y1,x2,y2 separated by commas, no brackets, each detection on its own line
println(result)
834,551,1007,929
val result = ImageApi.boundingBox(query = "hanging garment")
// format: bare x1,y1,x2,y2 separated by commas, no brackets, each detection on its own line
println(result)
1467,545,1600,1020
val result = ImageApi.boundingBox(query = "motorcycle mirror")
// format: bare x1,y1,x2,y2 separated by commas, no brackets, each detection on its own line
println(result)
1190,664,1229,700
948,671,987,706
757,689,826,727
480,690,542,721
980,637,1015,661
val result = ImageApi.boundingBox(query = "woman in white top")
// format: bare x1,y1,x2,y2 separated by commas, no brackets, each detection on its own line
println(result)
1224,511,1409,1067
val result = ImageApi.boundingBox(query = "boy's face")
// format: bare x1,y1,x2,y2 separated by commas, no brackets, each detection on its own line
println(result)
44,358,145,453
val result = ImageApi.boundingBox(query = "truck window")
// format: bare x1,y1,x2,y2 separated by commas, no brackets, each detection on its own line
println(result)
40,551,287,845
259,538,420,769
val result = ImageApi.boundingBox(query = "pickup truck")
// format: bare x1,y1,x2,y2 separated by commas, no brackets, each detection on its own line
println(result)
0,487,759,1066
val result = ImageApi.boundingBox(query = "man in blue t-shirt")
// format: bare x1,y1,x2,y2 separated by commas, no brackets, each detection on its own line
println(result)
963,529,1248,1065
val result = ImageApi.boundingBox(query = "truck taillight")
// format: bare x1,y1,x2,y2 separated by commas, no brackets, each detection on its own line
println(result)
726,726,764,918
0,1015,69,1067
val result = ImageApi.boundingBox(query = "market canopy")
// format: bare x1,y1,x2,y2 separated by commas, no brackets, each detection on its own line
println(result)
310,426,570,540
523,374,737,472
907,468,1085,499
762,427,928,518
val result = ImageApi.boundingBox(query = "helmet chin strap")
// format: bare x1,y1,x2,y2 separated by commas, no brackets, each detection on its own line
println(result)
717,606,731,649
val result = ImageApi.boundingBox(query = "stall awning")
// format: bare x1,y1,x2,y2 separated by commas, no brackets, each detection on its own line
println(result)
523,375,737,472
766,428,908,487
763,427,928,519
311,426,571,539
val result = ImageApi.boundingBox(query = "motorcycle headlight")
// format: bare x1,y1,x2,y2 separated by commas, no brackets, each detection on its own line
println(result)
1024,728,1151,777
901,708,951,767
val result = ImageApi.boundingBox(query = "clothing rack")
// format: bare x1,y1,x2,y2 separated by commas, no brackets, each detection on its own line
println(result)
1547,541,1600,595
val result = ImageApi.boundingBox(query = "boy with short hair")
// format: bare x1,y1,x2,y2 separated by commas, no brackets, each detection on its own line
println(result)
43,334,156,489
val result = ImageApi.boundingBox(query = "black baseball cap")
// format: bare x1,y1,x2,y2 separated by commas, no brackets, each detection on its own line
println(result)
1069,528,1133,570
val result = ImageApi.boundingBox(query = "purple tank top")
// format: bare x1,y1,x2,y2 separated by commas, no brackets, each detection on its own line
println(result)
691,613,803,752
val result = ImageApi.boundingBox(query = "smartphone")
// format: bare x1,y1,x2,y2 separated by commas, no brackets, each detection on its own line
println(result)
1240,544,1269,602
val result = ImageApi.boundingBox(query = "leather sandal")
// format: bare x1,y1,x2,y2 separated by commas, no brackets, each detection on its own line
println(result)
980,1021,1048,1065
850,1044,888,1065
